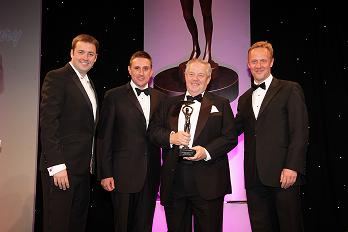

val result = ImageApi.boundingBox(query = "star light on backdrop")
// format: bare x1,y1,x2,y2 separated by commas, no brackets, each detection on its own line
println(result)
40,0,144,102
251,1,348,231
36,1,144,231
34,0,348,231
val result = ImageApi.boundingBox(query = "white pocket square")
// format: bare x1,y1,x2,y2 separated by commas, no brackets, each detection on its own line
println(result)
210,105,219,113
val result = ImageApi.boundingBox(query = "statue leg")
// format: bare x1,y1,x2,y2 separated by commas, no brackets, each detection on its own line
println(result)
180,0,201,59
199,0,218,68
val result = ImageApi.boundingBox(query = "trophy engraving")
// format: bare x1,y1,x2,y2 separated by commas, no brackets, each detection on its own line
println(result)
179,101,196,157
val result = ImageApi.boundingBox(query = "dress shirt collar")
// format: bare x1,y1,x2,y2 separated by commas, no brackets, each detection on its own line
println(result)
130,80,149,96
69,62,89,81
253,74,273,91
185,91,205,101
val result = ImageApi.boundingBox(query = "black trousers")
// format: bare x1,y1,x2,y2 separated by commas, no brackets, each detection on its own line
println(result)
164,194,224,232
164,163,224,232
246,185,304,232
41,171,90,232
110,175,158,232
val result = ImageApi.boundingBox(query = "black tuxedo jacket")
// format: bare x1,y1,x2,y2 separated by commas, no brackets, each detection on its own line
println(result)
40,63,98,175
97,83,164,193
148,92,238,205
236,77,309,188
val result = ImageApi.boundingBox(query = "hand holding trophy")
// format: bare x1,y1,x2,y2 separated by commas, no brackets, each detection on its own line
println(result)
179,100,196,157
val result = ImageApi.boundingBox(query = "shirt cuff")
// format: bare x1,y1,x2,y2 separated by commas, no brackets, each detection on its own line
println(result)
204,148,211,161
47,164,67,176
169,131,175,148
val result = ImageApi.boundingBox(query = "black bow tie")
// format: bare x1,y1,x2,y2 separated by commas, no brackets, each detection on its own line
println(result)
251,82,266,91
186,94,203,102
135,88,150,96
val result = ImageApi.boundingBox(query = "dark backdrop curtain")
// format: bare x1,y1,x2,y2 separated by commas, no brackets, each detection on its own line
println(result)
251,1,348,231
35,1,144,231
36,0,348,231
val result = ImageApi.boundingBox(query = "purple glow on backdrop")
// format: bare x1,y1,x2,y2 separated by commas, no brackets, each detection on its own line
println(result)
145,0,250,201
152,201,251,231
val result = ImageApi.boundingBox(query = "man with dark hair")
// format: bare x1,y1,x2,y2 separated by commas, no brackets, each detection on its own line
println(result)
40,33,99,232
97,51,165,232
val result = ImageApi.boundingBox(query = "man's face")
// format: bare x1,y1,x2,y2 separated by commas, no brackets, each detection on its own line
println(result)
70,41,97,76
248,47,274,83
128,57,153,88
185,62,211,96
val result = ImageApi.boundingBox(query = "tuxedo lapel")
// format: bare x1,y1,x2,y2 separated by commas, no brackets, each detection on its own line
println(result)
244,90,255,121
125,83,144,114
258,78,281,118
70,68,94,117
193,93,213,142
149,88,159,120
169,97,183,132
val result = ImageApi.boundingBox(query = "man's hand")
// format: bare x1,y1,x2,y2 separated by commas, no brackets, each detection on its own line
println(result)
101,177,115,191
184,145,207,161
170,131,191,146
53,169,70,190
280,168,297,189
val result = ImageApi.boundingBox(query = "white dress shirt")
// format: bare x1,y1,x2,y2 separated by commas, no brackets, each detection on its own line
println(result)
252,75,273,119
130,80,151,128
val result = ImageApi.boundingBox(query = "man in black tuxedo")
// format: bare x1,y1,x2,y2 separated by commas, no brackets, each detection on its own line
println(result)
236,41,309,232
40,34,99,232
148,58,237,232
97,51,165,232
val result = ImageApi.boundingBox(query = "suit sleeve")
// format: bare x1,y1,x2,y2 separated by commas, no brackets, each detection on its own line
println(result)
96,92,115,179
205,98,238,159
40,72,66,167
285,83,309,174
147,100,172,149
235,97,245,136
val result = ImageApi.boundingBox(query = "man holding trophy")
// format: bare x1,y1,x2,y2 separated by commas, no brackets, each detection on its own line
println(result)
148,58,237,231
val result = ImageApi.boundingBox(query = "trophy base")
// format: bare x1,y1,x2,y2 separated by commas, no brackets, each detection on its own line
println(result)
179,148,196,157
